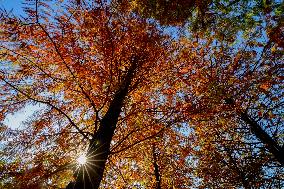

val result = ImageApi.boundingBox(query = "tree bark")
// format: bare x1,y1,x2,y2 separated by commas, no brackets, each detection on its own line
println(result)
67,63,136,189
241,112,284,166
152,145,162,189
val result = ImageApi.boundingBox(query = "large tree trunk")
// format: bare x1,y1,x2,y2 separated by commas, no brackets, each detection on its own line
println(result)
241,112,284,166
67,63,136,189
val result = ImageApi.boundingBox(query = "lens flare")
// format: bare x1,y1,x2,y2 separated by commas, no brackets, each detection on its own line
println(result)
77,154,87,165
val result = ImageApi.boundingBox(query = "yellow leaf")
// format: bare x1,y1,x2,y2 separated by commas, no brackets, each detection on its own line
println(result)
193,41,198,48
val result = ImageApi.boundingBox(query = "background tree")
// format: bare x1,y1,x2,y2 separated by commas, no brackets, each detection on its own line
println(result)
123,0,284,43
171,36,283,188
118,0,211,25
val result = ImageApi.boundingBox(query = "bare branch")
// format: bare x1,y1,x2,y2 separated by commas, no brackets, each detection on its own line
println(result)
0,73,89,140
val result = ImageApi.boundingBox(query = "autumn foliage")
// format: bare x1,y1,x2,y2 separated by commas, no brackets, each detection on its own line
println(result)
0,0,283,188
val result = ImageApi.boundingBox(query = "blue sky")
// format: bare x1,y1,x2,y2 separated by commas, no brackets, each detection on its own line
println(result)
4,105,42,129
0,0,24,14
1,0,31,129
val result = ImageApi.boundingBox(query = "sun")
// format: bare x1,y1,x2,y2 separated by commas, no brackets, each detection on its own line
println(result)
77,154,87,165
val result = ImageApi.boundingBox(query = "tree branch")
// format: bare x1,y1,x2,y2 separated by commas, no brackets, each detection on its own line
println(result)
241,112,284,166
35,0,98,113
0,73,89,140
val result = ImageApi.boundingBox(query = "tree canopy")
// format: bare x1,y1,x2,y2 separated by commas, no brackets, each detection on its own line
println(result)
0,0,283,188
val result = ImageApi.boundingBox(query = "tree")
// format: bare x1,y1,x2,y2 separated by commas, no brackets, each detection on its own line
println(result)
170,36,283,188
127,0,284,186
0,0,172,188
119,0,211,25
127,0,284,44
0,0,283,188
